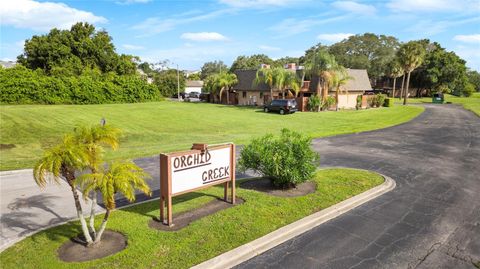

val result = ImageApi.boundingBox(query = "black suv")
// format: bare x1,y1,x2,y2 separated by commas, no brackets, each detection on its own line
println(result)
264,99,298,115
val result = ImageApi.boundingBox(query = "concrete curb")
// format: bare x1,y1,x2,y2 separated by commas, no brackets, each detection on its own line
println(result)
0,169,33,176
191,174,396,269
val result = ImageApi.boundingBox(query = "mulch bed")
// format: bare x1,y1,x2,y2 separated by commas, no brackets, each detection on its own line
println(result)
240,178,316,197
149,197,245,231
58,230,127,262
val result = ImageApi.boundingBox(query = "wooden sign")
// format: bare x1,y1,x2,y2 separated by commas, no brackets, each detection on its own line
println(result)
159,143,236,226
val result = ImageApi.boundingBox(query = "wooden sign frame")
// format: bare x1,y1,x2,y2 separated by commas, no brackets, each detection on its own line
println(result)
159,143,236,226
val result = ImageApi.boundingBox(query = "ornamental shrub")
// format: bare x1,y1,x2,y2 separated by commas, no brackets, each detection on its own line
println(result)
238,129,319,188
307,94,320,111
322,96,335,110
376,94,386,107
356,95,362,110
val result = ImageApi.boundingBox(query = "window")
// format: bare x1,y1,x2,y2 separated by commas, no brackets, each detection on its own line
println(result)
242,91,247,98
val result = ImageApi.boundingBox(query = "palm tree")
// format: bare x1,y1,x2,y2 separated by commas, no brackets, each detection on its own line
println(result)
331,68,353,111
215,72,238,105
387,60,404,99
79,161,151,243
397,41,426,105
283,70,300,97
304,48,339,111
254,67,275,102
33,135,93,245
73,124,121,238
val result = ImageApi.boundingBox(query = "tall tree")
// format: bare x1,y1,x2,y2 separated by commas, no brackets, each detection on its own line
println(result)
397,41,426,105
230,54,274,72
200,60,227,79
254,67,276,102
214,72,238,104
304,48,340,111
386,59,404,98
33,135,93,245
153,69,186,97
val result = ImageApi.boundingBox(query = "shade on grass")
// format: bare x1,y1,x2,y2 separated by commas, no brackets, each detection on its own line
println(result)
0,101,423,170
0,168,384,269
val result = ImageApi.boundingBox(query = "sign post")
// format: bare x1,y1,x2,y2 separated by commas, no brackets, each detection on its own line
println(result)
159,143,236,226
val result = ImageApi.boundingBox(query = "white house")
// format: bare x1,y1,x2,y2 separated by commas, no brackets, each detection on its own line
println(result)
185,80,203,94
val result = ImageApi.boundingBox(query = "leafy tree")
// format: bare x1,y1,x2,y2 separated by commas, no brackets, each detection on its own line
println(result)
79,161,150,243
331,67,353,111
138,62,154,75
230,54,274,72
187,72,201,80
397,41,426,105
215,72,238,104
17,22,136,76
254,67,276,102
274,56,300,68
328,33,400,81
386,59,404,98
153,69,186,97
304,48,340,110
283,70,300,97
200,60,227,79
33,135,93,245
467,69,480,92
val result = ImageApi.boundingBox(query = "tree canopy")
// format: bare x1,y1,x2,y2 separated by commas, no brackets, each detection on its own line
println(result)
153,69,186,97
17,22,137,76
200,60,227,79
230,54,274,72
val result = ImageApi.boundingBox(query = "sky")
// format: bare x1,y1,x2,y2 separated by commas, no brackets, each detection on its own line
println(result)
1,0,479,71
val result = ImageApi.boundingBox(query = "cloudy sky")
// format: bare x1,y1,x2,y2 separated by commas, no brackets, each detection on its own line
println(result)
1,0,479,70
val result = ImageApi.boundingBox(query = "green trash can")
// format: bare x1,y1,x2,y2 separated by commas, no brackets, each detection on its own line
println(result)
432,93,444,104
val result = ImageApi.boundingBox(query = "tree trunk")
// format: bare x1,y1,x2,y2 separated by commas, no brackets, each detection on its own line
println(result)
316,79,322,112
400,74,405,100
88,192,97,239
67,177,93,246
392,77,397,98
270,86,273,103
403,71,411,105
335,87,339,111
226,88,230,105
94,208,110,244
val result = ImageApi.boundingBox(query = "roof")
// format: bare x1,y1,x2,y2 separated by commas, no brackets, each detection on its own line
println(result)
0,61,17,68
232,69,303,92
309,69,372,92
186,80,204,87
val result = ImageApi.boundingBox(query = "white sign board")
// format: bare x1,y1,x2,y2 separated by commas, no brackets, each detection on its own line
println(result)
170,146,232,195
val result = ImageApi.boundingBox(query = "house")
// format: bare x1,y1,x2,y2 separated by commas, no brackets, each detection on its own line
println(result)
301,69,372,109
185,80,203,94
231,64,372,109
0,61,16,69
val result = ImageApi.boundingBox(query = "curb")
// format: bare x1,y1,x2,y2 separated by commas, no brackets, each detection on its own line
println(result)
0,169,33,176
191,174,396,269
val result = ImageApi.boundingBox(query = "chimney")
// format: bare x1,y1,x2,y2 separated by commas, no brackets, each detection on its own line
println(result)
259,63,270,69
284,63,296,70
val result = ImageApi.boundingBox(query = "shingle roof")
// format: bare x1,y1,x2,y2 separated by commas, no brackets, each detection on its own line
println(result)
309,69,372,92
186,80,204,87
232,70,270,91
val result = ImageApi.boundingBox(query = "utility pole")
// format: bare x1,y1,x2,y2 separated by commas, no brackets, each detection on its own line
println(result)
177,63,180,101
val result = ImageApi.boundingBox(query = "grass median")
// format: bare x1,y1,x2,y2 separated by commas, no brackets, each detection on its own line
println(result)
0,101,423,170
0,168,384,269
394,93,480,116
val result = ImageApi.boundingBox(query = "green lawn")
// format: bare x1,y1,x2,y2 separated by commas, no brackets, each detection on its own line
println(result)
394,93,480,116
0,102,423,170
0,168,384,269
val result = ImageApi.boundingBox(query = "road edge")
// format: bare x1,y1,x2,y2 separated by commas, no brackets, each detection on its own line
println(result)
191,173,396,269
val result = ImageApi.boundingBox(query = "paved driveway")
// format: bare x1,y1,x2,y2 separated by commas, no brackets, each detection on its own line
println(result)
236,104,480,269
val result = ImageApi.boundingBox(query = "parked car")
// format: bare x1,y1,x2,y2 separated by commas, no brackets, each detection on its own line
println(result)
189,92,200,98
172,92,187,99
264,99,298,115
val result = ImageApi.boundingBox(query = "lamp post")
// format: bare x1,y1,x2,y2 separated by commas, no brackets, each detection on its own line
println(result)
177,63,180,101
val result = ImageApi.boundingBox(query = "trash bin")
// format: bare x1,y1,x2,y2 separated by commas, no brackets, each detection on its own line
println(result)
432,93,444,104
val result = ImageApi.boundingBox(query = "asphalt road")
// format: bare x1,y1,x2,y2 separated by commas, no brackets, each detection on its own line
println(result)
235,104,480,269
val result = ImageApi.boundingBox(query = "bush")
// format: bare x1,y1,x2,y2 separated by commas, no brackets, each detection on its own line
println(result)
376,94,386,107
307,94,320,111
356,95,362,110
238,129,319,188
322,96,335,110
384,98,394,107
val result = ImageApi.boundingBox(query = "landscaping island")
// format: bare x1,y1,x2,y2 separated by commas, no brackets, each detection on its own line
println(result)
0,101,423,170
0,168,384,269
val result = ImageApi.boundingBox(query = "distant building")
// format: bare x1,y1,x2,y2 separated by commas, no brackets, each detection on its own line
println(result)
185,80,203,94
0,61,17,69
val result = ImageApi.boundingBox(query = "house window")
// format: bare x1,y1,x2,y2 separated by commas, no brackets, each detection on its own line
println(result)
260,92,263,98
243,91,247,98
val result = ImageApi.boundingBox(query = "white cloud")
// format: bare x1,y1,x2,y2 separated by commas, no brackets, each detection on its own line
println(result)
269,15,348,38
387,0,479,13
331,1,376,15
132,9,232,37
317,33,354,43
259,45,281,51
453,34,480,43
0,0,107,31
180,32,229,41
122,44,145,50
219,0,309,8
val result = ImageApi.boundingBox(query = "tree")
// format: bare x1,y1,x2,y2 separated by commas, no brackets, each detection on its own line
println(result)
17,22,136,76
254,67,276,102
33,135,93,245
153,69,186,97
283,70,300,97
73,124,121,238
79,161,150,243
331,67,353,111
467,69,480,92
328,33,400,82
187,72,201,80
230,54,274,72
274,57,300,68
386,59,404,98
397,41,426,105
304,48,340,111
200,60,227,79
214,72,238,104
